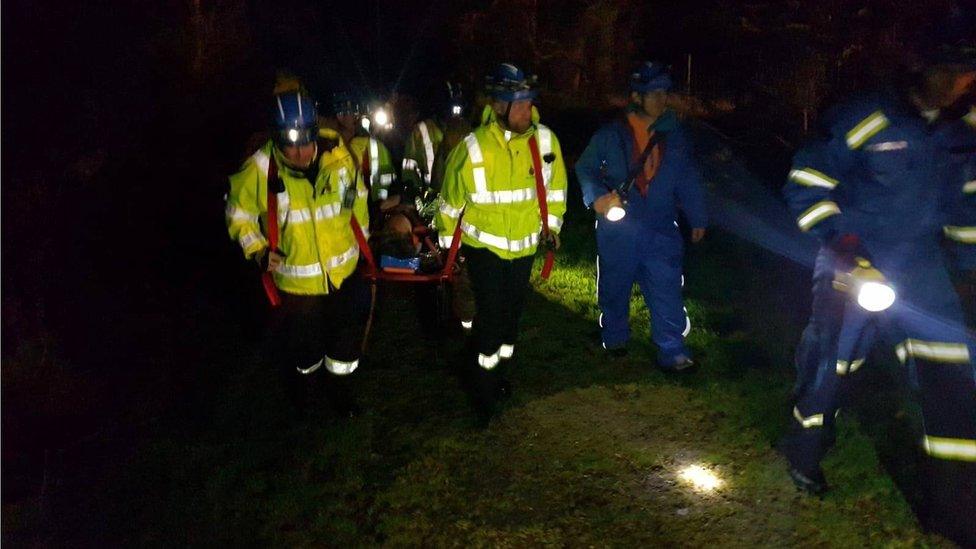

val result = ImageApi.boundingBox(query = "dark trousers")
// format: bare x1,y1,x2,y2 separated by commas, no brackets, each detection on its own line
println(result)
464,245,535,367
784,243,976,543
267,274,369,410
460,245,534,412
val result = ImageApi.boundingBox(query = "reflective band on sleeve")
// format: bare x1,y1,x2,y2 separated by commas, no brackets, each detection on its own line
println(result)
963,180,976,194
377,189,389,200
439,202,463,219
252,150,270,175
226,206,258,223
538,125,554,185
402,158,418,171
944,226,976,244
379,173,394,186
472,167,488,194
439,234,454,248
324,356,359,375
314,203,343,220
836,358,866,375
923,435,976,461
239,231,266,252
846,111,889,149
419,121,435,179
287,208,313,224
464,133,484,163
468,188,536,204
478,350,500,370
548,215,563,230
682,306,691,337
789,168,839,189
797,201,841,231
369,138,380,182
546,190,566,203
793,406,824,428
297,358,323,375
461,222,540,252
499,344,515,359
277,262,323,278
325,245,359,269
895,343,908,364
900,339,971,364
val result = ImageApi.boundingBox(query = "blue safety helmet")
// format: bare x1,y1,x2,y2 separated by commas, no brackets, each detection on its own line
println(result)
630,61,673,93
273,90,318,147
485,63,538,102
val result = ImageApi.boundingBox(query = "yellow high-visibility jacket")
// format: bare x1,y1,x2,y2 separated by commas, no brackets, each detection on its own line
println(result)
225,129,369,295
436,105,568,260
348,135,396,202
402,119,444,191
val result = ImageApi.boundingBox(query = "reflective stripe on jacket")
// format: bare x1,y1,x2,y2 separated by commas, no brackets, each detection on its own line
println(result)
783,91,952,244
348,135,396,201
436,105,568,259
403,119,444,190
226,129,369,295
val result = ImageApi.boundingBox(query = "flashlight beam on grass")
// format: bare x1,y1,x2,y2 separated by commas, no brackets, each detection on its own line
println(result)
678,464,723,492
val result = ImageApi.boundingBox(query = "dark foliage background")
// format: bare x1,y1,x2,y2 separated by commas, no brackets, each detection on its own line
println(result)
2,0,971,534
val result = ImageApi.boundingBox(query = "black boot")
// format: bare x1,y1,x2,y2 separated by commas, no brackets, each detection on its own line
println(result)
778,429,830,496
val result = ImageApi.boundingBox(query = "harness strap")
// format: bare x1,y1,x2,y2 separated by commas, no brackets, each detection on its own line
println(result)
262,155,283,307
349,215,376,274
528,135,555,279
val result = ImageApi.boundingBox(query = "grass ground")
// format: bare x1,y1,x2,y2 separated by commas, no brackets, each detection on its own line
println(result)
16,212,950,547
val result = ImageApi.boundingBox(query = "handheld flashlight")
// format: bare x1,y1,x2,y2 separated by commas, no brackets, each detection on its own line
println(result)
606,205,626,221
833,257,896,312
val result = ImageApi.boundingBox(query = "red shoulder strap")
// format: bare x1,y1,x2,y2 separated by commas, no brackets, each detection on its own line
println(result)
527,135,555,279
262,154,282,307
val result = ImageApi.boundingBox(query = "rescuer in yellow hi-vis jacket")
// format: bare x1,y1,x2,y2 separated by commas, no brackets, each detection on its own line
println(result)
226,90,370,418
436,63,568,421
322,91,400,228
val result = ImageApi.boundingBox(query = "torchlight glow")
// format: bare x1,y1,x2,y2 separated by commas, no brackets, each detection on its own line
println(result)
606,206,626,222
857,281,896,312
678,464,723,492
373,108,389,126
451,105,463,116
287,128,300,142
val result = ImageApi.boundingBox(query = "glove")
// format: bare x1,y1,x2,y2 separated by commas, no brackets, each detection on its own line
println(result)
827,233,869,268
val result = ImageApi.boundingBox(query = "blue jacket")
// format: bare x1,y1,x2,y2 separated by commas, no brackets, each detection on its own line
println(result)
936,105,976,268
783,91,958,246
576,111,707,231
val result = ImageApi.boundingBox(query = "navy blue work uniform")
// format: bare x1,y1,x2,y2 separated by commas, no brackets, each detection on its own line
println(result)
939,104,976,272
576,111,706,366
782,91,976,541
